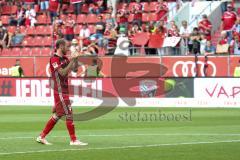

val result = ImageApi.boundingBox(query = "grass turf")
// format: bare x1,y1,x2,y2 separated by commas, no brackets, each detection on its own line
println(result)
0,106,240,160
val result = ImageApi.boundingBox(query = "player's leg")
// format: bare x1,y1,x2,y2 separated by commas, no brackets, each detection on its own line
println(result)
64,105,88,146
36,113,60,145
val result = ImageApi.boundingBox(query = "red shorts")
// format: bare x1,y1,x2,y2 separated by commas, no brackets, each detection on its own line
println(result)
52,98,72,117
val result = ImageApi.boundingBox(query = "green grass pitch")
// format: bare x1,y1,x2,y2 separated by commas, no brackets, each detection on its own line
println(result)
0,106,240,160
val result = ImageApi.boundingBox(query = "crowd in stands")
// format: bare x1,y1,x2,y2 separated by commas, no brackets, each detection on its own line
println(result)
0,0,239,56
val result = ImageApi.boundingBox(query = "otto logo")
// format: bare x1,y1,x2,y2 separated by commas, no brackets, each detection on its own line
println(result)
139,80,157,97
173,61,216,77
0,68,11,76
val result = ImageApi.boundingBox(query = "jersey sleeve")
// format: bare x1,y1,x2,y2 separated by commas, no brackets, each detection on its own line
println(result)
50,57,62,72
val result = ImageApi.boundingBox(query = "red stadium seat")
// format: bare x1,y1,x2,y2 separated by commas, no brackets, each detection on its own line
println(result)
142,13,150,22
19,26,26,33
75,25,82,35
42,47,52,56
149,13,158,21
42,37,53,46
34,36,44,46
81,3,89,13
26,27,36,35
23,37,34,47
21,48,32,56
36,26,52,35
1,16,9,25
37,14,50,24
86,14,98,24
88,25,95,34
141,2,150,12
77,14,87,24
2,6,11,15
1,48,11,56
11,48,21,56
128,2,137,11
10,6,18,14
7,26,16,34
32,47,42,56
149,2,158,12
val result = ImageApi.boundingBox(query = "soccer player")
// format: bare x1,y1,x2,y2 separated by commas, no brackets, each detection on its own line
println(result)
36,39,88,146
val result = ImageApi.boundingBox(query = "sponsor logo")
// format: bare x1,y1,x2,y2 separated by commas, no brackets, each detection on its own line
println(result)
173,61,216,77
139,80,157,97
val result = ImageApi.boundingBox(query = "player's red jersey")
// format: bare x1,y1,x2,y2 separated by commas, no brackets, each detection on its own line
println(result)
50,54,71,116
222,11,237,30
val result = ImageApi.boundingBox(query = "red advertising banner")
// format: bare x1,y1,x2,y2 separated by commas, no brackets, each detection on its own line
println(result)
1,56,240,77
0,57,34,76
0,78,166,98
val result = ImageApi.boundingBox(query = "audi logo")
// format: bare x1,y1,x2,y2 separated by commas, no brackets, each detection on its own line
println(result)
173,61,217,77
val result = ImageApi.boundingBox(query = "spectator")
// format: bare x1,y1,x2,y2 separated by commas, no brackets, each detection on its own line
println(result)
155,0,168,21
130,0,143,27
114,27,130,56
49,0,60,23
200,34,207,55
25,5,37,27
11,59,24,77
63,14,75,42
189,27,201,55
70,39,80,57
89,0,104,15
198,14,212,41
204,41,216,55
70,0,84,18
221,3,237,37
180,20,191,55
168,23,180,55
9,5,25,26
117,3,129,30
107,0,118,17
231,34,240,55
0,23,9,49
39,0,49,17
79,23,91,50
90,15,105,47
105,12,117,30
103,23,117,50
232,17,240,38
10,27,26,46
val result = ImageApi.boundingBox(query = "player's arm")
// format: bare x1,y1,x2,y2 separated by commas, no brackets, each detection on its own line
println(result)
58,58,78,77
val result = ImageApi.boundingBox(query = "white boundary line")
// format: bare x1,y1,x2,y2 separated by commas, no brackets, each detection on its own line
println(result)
0,140,240,156
0,133,240,140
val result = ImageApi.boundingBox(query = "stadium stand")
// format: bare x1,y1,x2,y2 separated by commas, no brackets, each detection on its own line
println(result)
0,0,238,56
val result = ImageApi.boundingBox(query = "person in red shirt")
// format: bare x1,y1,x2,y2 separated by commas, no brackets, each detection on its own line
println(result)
64,14,75,42
198,14,212,41
221,4,237,31
48,0,60,23
155,0,168,22
131,0,143,27
117,3,129,32
36,39,88,146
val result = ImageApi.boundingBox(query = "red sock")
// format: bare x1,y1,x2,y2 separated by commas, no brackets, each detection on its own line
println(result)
40,117,57,138
66,119,77,141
